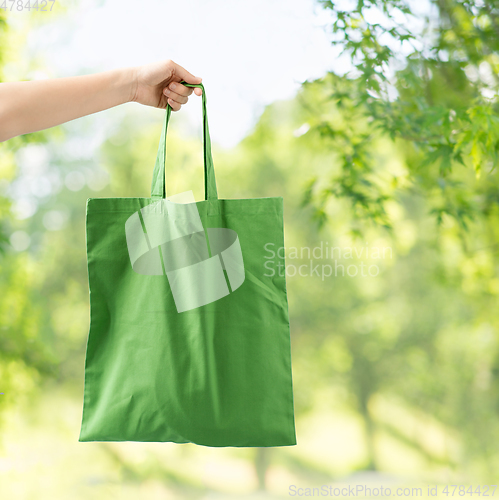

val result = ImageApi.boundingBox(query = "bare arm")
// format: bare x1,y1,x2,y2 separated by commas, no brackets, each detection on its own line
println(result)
0,59,203,142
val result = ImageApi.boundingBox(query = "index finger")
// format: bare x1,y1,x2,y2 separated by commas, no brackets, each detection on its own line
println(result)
168,81,195,97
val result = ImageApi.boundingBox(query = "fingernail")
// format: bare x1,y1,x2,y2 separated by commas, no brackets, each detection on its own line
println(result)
164,89,170,95
170,83,176,90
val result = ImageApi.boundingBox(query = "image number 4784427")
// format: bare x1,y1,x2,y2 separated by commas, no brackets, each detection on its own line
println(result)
0,0,56,11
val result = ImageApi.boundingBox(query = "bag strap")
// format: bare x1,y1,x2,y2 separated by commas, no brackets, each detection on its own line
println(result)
150,81,218,201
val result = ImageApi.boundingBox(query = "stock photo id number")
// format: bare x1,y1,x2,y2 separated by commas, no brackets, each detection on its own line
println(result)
1,0,55,11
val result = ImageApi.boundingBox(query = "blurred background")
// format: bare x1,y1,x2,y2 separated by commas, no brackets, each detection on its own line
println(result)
2,0,499,498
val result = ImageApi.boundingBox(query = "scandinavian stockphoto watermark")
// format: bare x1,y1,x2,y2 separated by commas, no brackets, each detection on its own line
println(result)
288,484,498,497
264,241,392,280
125,191,245,313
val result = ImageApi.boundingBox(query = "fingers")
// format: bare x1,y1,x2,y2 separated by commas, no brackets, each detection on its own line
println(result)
164,82,191,103
163,81,202,111
167,97,181,111
160,60,203,111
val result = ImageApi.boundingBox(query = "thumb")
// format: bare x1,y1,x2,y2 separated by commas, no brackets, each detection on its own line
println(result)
172,62,202,85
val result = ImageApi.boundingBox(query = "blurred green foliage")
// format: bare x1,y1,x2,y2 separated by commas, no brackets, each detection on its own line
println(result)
308,0,499,235
216,83,499,479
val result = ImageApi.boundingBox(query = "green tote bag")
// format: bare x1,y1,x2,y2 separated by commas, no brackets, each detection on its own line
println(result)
79,82,296,447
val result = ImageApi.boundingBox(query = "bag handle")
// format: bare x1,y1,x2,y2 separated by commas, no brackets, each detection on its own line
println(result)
150,81,218,201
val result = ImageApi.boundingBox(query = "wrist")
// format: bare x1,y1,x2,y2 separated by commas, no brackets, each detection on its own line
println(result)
123,66,139,104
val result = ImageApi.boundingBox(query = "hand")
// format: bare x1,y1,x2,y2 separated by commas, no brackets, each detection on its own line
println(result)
129,59,203,111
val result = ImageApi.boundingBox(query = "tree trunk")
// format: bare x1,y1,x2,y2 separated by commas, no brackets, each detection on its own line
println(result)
360,397,377,471
254,447,270,490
